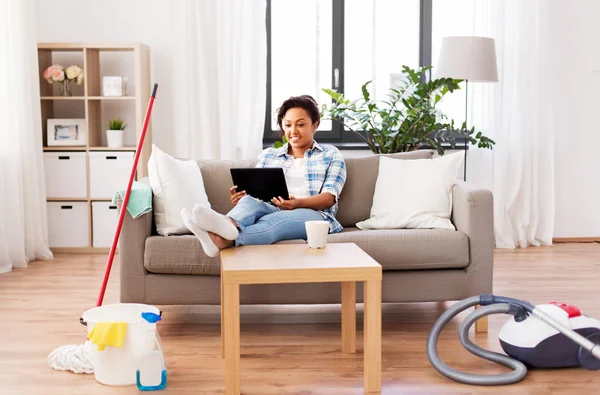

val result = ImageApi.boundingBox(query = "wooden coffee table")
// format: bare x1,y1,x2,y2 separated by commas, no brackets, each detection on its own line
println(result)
220,242,382,394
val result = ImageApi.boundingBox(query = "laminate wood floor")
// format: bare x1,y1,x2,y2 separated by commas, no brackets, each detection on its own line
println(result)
1,243,599,394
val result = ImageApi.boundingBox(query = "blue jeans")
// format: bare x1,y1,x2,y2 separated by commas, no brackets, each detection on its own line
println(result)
226,195,325,246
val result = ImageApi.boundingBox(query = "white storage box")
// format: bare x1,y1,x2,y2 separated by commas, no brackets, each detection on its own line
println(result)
44,152,87,198
47,202,89,247
89,151,135,199
92,201,119,247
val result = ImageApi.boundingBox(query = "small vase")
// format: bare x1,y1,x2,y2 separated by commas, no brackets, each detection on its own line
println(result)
59,80,71,96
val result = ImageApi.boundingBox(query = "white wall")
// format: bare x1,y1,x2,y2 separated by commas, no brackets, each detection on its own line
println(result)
34,0,599,238
35,0,178,154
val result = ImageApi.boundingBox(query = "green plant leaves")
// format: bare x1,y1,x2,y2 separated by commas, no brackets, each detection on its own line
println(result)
320,65,495,155
273,134,287,148
108,118,126,130
361,81,372,101
322,88,343,103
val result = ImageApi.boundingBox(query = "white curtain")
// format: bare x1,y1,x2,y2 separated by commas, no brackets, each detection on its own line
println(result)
434,0,555,248
470,0,555,248
169,0,267,160
0,0,53,272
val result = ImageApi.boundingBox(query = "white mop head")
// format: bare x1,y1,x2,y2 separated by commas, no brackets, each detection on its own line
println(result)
48,341,93,374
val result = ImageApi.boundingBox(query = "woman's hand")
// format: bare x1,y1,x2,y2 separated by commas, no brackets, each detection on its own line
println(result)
271,195,299,210
230,185,246,206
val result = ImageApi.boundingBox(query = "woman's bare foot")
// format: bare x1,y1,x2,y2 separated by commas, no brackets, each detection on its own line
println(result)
208,231,234,250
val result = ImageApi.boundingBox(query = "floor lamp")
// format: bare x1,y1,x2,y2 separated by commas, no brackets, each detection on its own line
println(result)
435,36,498,181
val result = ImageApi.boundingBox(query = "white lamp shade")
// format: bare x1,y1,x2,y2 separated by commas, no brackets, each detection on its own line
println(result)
435,36,498,82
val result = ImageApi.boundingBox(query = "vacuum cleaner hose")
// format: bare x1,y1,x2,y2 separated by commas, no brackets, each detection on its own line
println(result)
426,296,528,385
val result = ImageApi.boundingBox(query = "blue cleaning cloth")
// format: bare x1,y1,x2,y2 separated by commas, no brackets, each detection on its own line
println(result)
112,181,153,219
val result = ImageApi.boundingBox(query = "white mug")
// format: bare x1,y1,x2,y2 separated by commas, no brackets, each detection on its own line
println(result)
305,220,329,249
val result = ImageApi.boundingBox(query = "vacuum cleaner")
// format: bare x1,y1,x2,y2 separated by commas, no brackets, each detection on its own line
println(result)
426,294,600,385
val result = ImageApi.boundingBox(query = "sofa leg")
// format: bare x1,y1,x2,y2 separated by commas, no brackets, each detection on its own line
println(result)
474,305,488,333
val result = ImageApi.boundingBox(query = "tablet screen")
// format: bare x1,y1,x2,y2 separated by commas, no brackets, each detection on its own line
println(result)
230,168,290,202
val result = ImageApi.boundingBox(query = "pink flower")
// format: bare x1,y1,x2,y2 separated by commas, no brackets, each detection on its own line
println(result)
51,69,65,82
43,65,65,84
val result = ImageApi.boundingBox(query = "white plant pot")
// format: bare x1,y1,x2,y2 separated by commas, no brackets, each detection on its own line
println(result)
106,129,124,148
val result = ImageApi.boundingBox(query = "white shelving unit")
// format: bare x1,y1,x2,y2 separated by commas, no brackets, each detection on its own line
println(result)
38,42,152,253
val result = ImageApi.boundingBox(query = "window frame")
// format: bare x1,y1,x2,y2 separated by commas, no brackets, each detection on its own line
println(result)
263,0,434,150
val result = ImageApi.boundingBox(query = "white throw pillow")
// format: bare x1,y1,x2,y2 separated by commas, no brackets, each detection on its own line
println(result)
147,144,211,235
356,151,465,231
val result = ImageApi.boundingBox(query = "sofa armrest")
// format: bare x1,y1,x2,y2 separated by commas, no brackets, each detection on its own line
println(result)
116,177,153,302
451,182,494,295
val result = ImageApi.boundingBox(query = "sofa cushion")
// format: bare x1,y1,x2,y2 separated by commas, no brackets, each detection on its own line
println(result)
145,235,221,276
147,144,211,235
279,227,469,270
356,152,464,231
337,150,434,228
196,158,257,215
144,227,468,275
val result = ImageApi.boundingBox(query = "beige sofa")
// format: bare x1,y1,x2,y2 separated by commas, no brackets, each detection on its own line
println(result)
117,150,493,310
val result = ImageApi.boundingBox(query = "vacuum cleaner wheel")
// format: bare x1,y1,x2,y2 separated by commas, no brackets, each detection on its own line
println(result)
577,331,600,370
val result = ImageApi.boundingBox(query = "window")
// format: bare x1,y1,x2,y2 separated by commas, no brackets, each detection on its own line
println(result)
344,0,420,104
264,0,432,147
270,0,332,133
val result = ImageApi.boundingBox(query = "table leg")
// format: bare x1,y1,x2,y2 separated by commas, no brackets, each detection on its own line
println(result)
364,280,381,393
224,283,240,395
221,265,224,358
475,305,489,333
341,281,356,353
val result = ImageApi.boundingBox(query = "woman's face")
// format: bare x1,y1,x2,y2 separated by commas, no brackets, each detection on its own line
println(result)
283,107,318,150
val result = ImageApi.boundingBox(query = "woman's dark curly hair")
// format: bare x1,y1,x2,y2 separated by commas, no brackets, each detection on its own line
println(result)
275,95,320,136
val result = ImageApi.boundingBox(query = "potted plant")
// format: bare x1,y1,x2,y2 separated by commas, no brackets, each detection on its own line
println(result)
320,65,495,155
107,118,127,148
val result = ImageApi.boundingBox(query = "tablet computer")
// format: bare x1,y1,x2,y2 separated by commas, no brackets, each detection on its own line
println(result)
230,168,290,202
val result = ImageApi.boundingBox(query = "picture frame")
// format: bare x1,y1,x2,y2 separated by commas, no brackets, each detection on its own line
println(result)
47,118,87,146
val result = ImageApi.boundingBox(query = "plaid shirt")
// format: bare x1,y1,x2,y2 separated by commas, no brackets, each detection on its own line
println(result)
256,140,347,233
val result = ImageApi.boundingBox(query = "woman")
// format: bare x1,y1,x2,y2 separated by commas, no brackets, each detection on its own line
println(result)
181,95,347,257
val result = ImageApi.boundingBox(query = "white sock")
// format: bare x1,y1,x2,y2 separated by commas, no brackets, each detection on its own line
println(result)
192,204,239,241
181,208,219,258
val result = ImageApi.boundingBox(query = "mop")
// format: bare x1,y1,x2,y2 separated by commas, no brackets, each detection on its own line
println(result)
48,84,158,374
